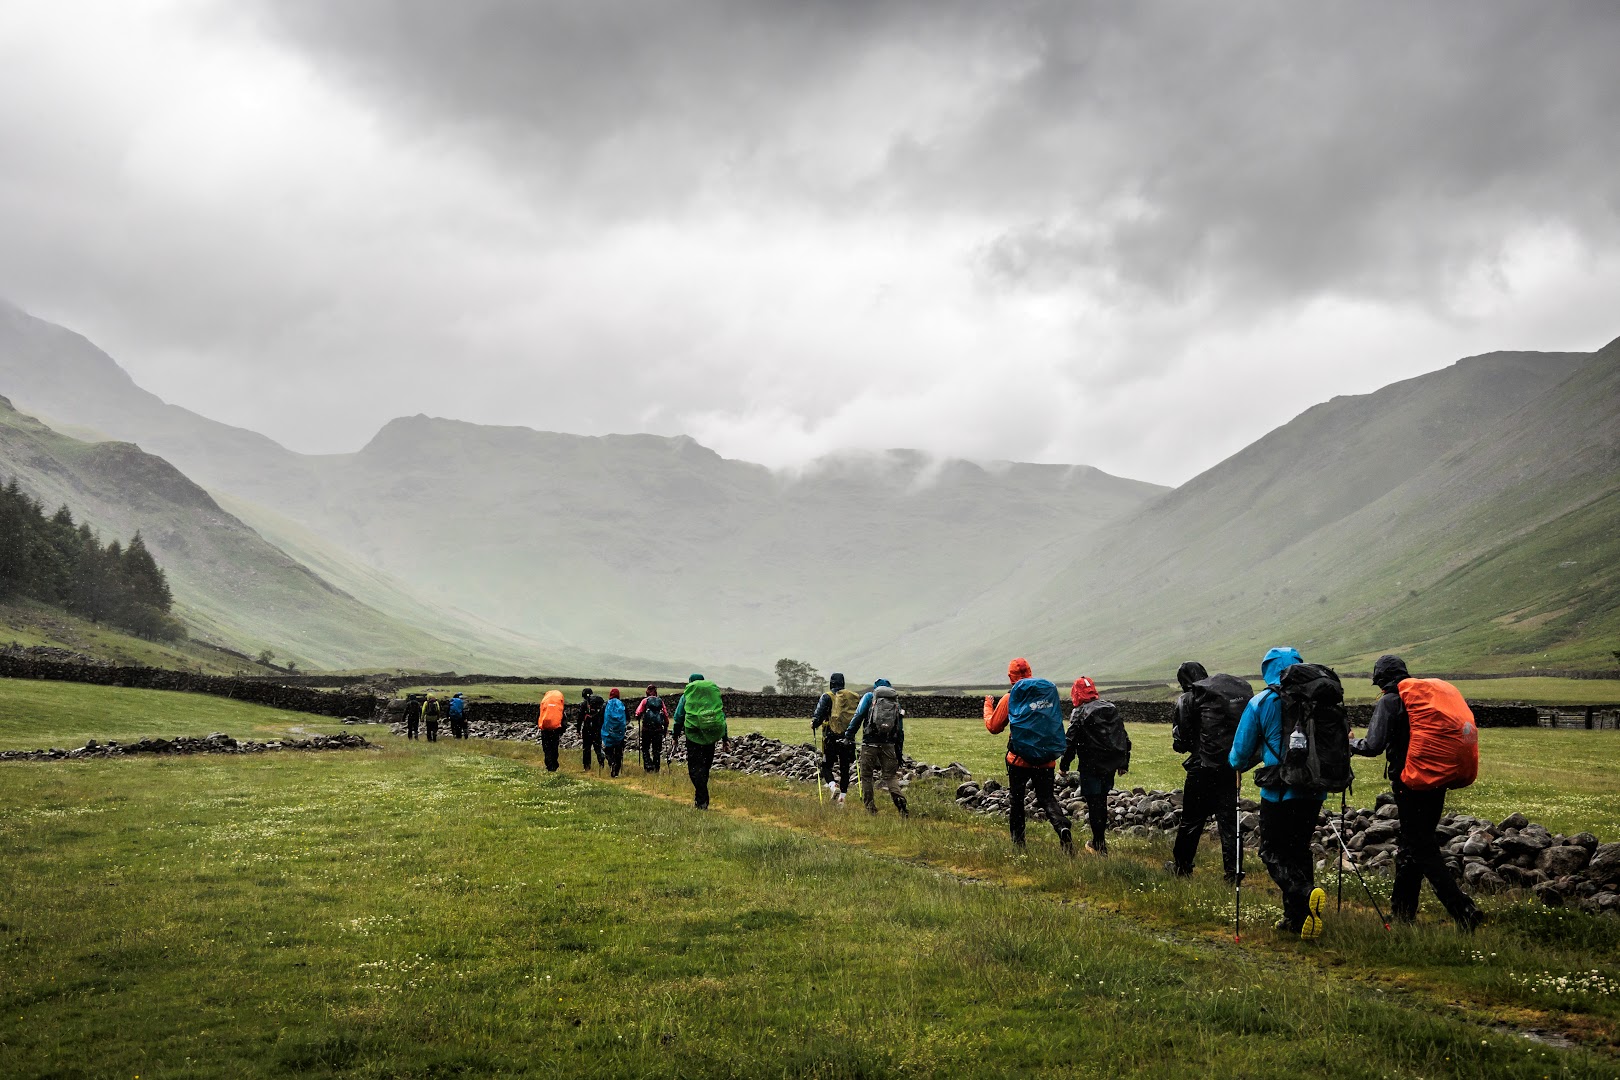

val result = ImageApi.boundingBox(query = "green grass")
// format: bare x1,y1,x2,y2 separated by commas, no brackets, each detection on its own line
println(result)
738,717,1620,838
4,682,1620,1076
0,679,344,750
0,599,271,676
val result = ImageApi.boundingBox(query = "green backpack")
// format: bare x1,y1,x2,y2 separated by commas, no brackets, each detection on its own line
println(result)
827,689,861,735
680,680,727,745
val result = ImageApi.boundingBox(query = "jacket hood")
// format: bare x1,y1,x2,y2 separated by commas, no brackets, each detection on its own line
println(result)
829,672,845,691
1007,657,1032,683
688,673,704,683
608,687,621,699
1071,677,1098,706
1372,654,1410,692
646,684,658,697
581,688,594,698
873,678,891,689
1260,647,1304,687
1176,661,1209,691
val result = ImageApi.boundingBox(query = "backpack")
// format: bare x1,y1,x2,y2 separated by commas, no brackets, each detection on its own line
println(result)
1006,678,1066,764
1191,674,1252,769
602,698,627,743
1396,678,1479,791
1074,699,1131,773
640,695,665,730
538,691,565,730
827,689,861,735
423,699,442,721
679,680,727,744
865,686,903,742
1265,664,1353,794
448,696,466,718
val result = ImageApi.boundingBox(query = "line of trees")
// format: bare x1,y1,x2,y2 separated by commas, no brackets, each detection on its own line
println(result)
0,478,184,641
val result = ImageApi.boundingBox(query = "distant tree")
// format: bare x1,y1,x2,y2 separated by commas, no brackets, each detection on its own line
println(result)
773,658,821,695
286,660,298,674
761,684,777,695
257,649,276,668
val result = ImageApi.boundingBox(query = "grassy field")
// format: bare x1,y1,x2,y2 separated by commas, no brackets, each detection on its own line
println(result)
4,679,1620,1077
738,717,1620,840
0,599,274,676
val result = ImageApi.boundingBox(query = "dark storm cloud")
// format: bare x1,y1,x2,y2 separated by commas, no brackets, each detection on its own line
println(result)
257,0,1620,310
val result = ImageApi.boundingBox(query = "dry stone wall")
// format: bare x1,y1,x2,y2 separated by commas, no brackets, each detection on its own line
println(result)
0,656,382,719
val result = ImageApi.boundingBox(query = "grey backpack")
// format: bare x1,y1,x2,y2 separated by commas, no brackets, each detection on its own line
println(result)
866,687,902,741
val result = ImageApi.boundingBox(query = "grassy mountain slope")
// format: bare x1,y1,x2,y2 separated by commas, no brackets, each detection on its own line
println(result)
926,343,1619,680
0,396,546,671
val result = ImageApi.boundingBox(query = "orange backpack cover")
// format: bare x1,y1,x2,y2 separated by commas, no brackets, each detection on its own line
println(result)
1396,678,1478,791
537,690,565,730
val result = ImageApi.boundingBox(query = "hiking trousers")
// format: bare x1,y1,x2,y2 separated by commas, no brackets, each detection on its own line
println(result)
450,717,467,739
820,732,854,791
582,729,605,770
539,728,562,772
1391,783,1479,925
1007,763,1068,845
426,720,439,742
406,718,419,740
1259,798,1320,932
1174,764,1238,876
604,743,625,777
641,729,664,772
859,743,907,815
686,740,717,808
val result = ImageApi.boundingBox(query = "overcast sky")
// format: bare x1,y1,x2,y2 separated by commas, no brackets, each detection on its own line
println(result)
1,1,1617,485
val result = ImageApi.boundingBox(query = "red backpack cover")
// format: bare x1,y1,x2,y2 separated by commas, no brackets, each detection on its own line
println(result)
1396,678,1479,791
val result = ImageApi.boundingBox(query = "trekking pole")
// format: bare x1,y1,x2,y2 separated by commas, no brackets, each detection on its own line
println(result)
815,725,824,806
1234,771,1243,944
1338,791,1346,913
1326,814,1390,930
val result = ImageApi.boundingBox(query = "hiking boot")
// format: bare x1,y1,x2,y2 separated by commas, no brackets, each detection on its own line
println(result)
865,804,878,816
1301,888,1326,941
1060,828,1075,857
827,781,840,799
1085,841,1108,857
1458,907,1486,934
1165,861,1193,877
1012,837,1027,853
1224,871,1244,887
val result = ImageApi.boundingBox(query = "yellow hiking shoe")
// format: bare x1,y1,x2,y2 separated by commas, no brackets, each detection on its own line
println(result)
1301,887,1327,940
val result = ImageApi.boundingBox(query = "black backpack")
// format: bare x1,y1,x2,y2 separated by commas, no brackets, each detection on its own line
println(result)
1076,700,1131,773
1191,674,1252,769
1262,664,1353,794
640,696,664,730
865,687,903,741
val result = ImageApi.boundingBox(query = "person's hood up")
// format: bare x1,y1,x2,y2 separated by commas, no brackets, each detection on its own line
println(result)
1176,662,1209,691
687,673,704,683
829,672,845,691
1007,657,1032,683
581,688,594,698
646,684,658,697
1260,647,1304,687
873,678,891,689
1071,677,1098,706
608,687,620,699
1372,654,1410,692
452,693,463,699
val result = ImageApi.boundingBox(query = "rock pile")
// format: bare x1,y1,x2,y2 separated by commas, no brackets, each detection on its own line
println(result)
0,731,373,761
1,643,111,666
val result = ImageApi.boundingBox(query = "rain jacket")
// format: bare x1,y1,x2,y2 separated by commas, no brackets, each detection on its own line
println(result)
1229,647,1323,803
603,691,628,747
1352,654,1412,781
984,660,1048,769
672,676,727,746
1170,661,1209,756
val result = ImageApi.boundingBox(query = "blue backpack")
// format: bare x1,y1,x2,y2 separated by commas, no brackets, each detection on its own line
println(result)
1006,678,1066,764
448,696,466,718
602,698,628,744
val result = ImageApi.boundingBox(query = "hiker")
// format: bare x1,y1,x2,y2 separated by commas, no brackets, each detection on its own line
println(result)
404,694,422,741
602,688,628,777
423,693,443,742
1169,662,1250,881
578,688,606,770
1059,676,1129,855
636,684,671,772
1351,655,1484,931
844,679,909,817
984,658,1072,853
1229,647,1331,940
811,671,860,804
537,689,565,772
448,692,468,739
671,674,728,808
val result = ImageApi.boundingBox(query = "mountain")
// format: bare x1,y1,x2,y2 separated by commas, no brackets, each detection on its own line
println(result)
912,342,1619,679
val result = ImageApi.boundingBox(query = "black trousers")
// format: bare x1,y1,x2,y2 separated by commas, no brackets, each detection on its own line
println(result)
819,732,854,790
1083,793,1109,850
641,729,664,772
581,728,605,770
540,728,561,772
605,743,625,777
425,720,438,742
406,718,419,740
1391,783,1479,924
686,740,717,808
1007,764,1070,845
450,717,467,739
1259,798,1320,931
1173,764,1238,876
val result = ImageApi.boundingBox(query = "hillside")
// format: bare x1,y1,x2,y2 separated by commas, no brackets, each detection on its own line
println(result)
918,342,1620,679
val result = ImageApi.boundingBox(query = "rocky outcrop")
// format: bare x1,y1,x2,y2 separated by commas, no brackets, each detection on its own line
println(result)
0,731,373,761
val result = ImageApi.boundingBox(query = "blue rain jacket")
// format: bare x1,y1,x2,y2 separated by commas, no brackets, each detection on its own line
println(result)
1229,647,1324,803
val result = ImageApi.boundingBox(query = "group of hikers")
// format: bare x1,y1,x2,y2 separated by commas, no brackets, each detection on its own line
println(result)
402,691,471,742
515,648,1485,940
